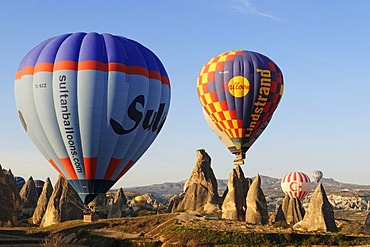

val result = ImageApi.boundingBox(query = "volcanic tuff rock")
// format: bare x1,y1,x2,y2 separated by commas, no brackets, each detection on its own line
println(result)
286,197,305,225
221,165,249,221
274,194,290,223
293,183,338,232
245,174,268,225
166,193,185,213
19,176,39,210
108,188,128,218
175,149,222,213
364,210,370,231
274,196,305,225
0,165,21,226
32,177,53,225
40,175,83,227
88,193,108,216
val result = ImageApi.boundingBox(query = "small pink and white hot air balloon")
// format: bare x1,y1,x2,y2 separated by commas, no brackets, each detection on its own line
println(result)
281,171,311,201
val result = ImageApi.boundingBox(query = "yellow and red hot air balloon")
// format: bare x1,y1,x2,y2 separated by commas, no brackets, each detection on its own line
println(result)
197,50,284,164
14,32,171,204
133,195,147,207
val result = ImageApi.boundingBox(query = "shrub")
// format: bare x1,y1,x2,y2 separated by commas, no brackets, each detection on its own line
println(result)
41,233,65,247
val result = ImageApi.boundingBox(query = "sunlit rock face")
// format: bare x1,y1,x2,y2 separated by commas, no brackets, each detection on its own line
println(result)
222,165,249,221
108,188,128,218
245,174,268,225
32,177,53,225
40,175,83,227
19,176,38,216
293,183,338,232
175,149,221,213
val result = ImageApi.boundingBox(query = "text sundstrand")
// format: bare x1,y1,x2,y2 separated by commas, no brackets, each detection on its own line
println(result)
245,69,272,138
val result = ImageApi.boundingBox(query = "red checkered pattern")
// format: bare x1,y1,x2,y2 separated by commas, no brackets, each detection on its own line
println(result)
197,50,284,140
197,51,245,138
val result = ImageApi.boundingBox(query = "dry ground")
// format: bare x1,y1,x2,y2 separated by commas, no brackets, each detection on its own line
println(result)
0,210,370,246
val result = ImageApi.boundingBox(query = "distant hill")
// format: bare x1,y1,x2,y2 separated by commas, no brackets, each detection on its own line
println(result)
122,175,370,200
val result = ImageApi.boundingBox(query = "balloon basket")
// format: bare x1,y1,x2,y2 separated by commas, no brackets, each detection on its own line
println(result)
83,206,99,223
233,159,244,165
84,213,99,223
233,152,245,165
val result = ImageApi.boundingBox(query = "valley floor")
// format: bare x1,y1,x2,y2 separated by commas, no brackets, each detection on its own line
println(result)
1,210,370,246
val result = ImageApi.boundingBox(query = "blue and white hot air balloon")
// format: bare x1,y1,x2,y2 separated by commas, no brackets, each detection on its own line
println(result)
15,32,171,204
312,170,323,183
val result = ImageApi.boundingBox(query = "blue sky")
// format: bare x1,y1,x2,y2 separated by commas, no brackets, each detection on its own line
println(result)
1,1,370,188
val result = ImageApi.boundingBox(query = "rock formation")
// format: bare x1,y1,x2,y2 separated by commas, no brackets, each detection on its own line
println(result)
175,149,221,213
40,175,83,227
88,193,107,216
286,197,305,225
166,193,185,213
0,165,21,226
245,174,268,225
108,188,128,218
274,194,290,223
19,176,39,215
293,183,338,232
221,165,249,221
327,194,367,210
32,177,53,225
364,210,370,231
274,195,305,225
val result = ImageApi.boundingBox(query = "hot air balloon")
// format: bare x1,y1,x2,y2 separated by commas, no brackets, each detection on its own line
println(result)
281,171,311,201
15,176,25,191
133,195,147,207
34,179,45,196
197,50,284,165
14,32,171,205
312,170,323,183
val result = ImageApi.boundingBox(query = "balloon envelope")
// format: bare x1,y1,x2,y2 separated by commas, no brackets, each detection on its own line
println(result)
312,170,323,183
134,195,147,206
34,179,45,195
15,32,171,204
15,176,25,191
197,50,283,164
281,171,311,201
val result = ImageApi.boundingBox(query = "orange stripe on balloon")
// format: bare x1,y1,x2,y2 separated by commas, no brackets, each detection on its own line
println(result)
79,60,108,71
59,157,78,180
83,157,98,180
108,62,128,73
103,158,123,180
34,62,54,73
115,160,135,181
15,61,170,87
15,66,35,79
161,76,170,88
129,66,149,77
15,71,22,80
54,61,78,70
149,70,161,81
48,159,67,179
